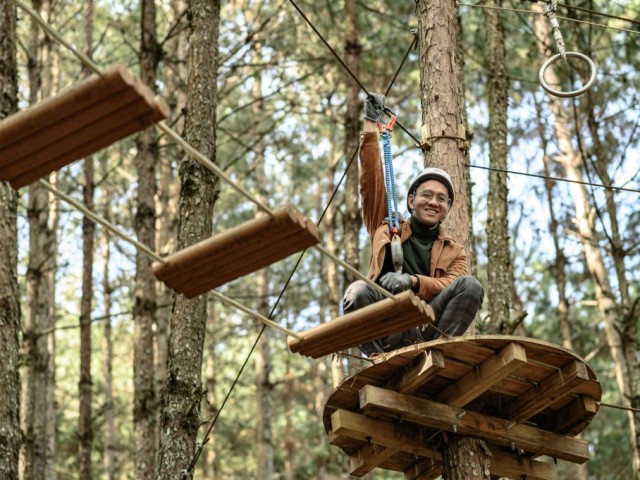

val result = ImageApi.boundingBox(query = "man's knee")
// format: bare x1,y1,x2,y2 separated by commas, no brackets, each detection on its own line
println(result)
343,280,378,313
457,275,484,306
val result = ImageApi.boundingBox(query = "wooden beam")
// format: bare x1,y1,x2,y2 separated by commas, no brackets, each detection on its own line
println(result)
349,443,399,477
359,385,590,464
330,409,441,461
491,450,557,480
385,349,445,394
404,459,442,480
506,360,590,423
544,395,598,435
436,342,527,407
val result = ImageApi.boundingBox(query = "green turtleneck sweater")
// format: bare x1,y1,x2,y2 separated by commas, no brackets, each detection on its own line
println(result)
379,216,439,279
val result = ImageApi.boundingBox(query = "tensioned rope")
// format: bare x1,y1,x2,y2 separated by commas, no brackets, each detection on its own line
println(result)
459,2,640,36
11,0,398,306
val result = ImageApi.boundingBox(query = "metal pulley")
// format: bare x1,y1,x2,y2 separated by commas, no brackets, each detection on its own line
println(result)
391,234,403,273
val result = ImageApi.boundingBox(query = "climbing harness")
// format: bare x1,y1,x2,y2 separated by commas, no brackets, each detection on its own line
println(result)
538,0,597,98
379,114,403,273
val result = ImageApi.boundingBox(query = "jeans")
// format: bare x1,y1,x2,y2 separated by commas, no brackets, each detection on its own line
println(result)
342,275,484,356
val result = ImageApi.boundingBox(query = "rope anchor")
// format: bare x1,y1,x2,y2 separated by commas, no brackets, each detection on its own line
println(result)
538,0,597,98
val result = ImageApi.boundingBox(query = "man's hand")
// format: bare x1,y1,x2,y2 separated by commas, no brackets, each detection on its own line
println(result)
364,93,386,123
379,272,414,294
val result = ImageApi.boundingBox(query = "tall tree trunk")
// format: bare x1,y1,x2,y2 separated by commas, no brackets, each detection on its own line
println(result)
0,2,20,477
203,307,217,479
342,0,361,286
251,63,274,479
21,1,45,475
483,0,511,334
41,18,58,480
533,7,640,476
416,0,487,475
78,1,95,476
102,189,117,480
157,0,221,476
134,0,160,476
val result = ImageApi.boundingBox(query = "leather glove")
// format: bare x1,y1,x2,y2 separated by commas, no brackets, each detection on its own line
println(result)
379,272,414,294
364,93,386,123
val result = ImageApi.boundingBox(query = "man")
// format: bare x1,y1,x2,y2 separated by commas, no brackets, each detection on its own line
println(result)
343,94,484,355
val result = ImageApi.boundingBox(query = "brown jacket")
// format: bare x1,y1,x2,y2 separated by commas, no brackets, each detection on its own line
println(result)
359,131,468,301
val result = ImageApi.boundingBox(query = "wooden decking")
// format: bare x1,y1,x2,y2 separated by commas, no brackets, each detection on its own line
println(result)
323,335,601,479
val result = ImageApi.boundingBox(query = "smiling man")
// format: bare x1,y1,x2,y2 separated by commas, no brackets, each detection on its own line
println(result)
342,94,484,356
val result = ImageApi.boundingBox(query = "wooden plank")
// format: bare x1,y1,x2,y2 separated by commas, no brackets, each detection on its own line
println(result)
0,65,133,148
491,450,557,480
385,349,445,394
359,385,590,464
544,395,598,435
506,360,590,423
8,99,162,188
404,459,442,480
436,342,527,408
153,206,319,298
288,291,435,358
0,65,169,189
349,443,399,477
330,409,441,460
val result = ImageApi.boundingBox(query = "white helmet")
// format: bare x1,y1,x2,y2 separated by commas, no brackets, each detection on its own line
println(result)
407,167,454,212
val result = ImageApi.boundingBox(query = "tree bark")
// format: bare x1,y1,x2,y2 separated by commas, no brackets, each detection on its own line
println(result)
203,308,217,479
156,0,220,476
134,0,160,476
417,0,470,256
0,3,20,477
417,0,487,475
78,1,95,476
442,435,491,480
483,0,512,334
342,0,361,286
102,190,117,480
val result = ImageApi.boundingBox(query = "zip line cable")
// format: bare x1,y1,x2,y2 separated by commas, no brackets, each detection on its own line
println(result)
459,2,640,36
529,0,640,28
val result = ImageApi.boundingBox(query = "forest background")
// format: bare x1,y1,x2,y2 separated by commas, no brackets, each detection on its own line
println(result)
1,0,640,479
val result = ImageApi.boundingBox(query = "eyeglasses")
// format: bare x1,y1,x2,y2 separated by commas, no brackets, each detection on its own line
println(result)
415,189,449,205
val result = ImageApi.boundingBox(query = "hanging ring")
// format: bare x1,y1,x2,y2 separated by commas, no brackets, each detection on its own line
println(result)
539,51,597,98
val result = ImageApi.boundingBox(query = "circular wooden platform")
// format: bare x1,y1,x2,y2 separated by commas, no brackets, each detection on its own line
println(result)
322,335,601,479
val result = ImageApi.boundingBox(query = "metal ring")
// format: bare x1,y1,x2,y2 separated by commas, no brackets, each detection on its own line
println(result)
539,52,597,98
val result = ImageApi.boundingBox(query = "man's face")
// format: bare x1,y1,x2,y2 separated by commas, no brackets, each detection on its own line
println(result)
407,179,450,226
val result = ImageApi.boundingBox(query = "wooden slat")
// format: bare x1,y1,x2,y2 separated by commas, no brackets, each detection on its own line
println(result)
330,409,441,461
506,360,590,423
0,65,169,189
436,342,527,407
349,443,399,477
288,291,435,358
153,206,319,298
544,395,598,435
404,460,442,480
384,349,445,394
359,385,590,464
491,450,557,480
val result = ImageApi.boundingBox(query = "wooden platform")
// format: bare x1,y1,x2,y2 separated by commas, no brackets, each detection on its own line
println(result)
323,335,601,479
0,64,169,189
288,290,435,358
153,205,320,298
